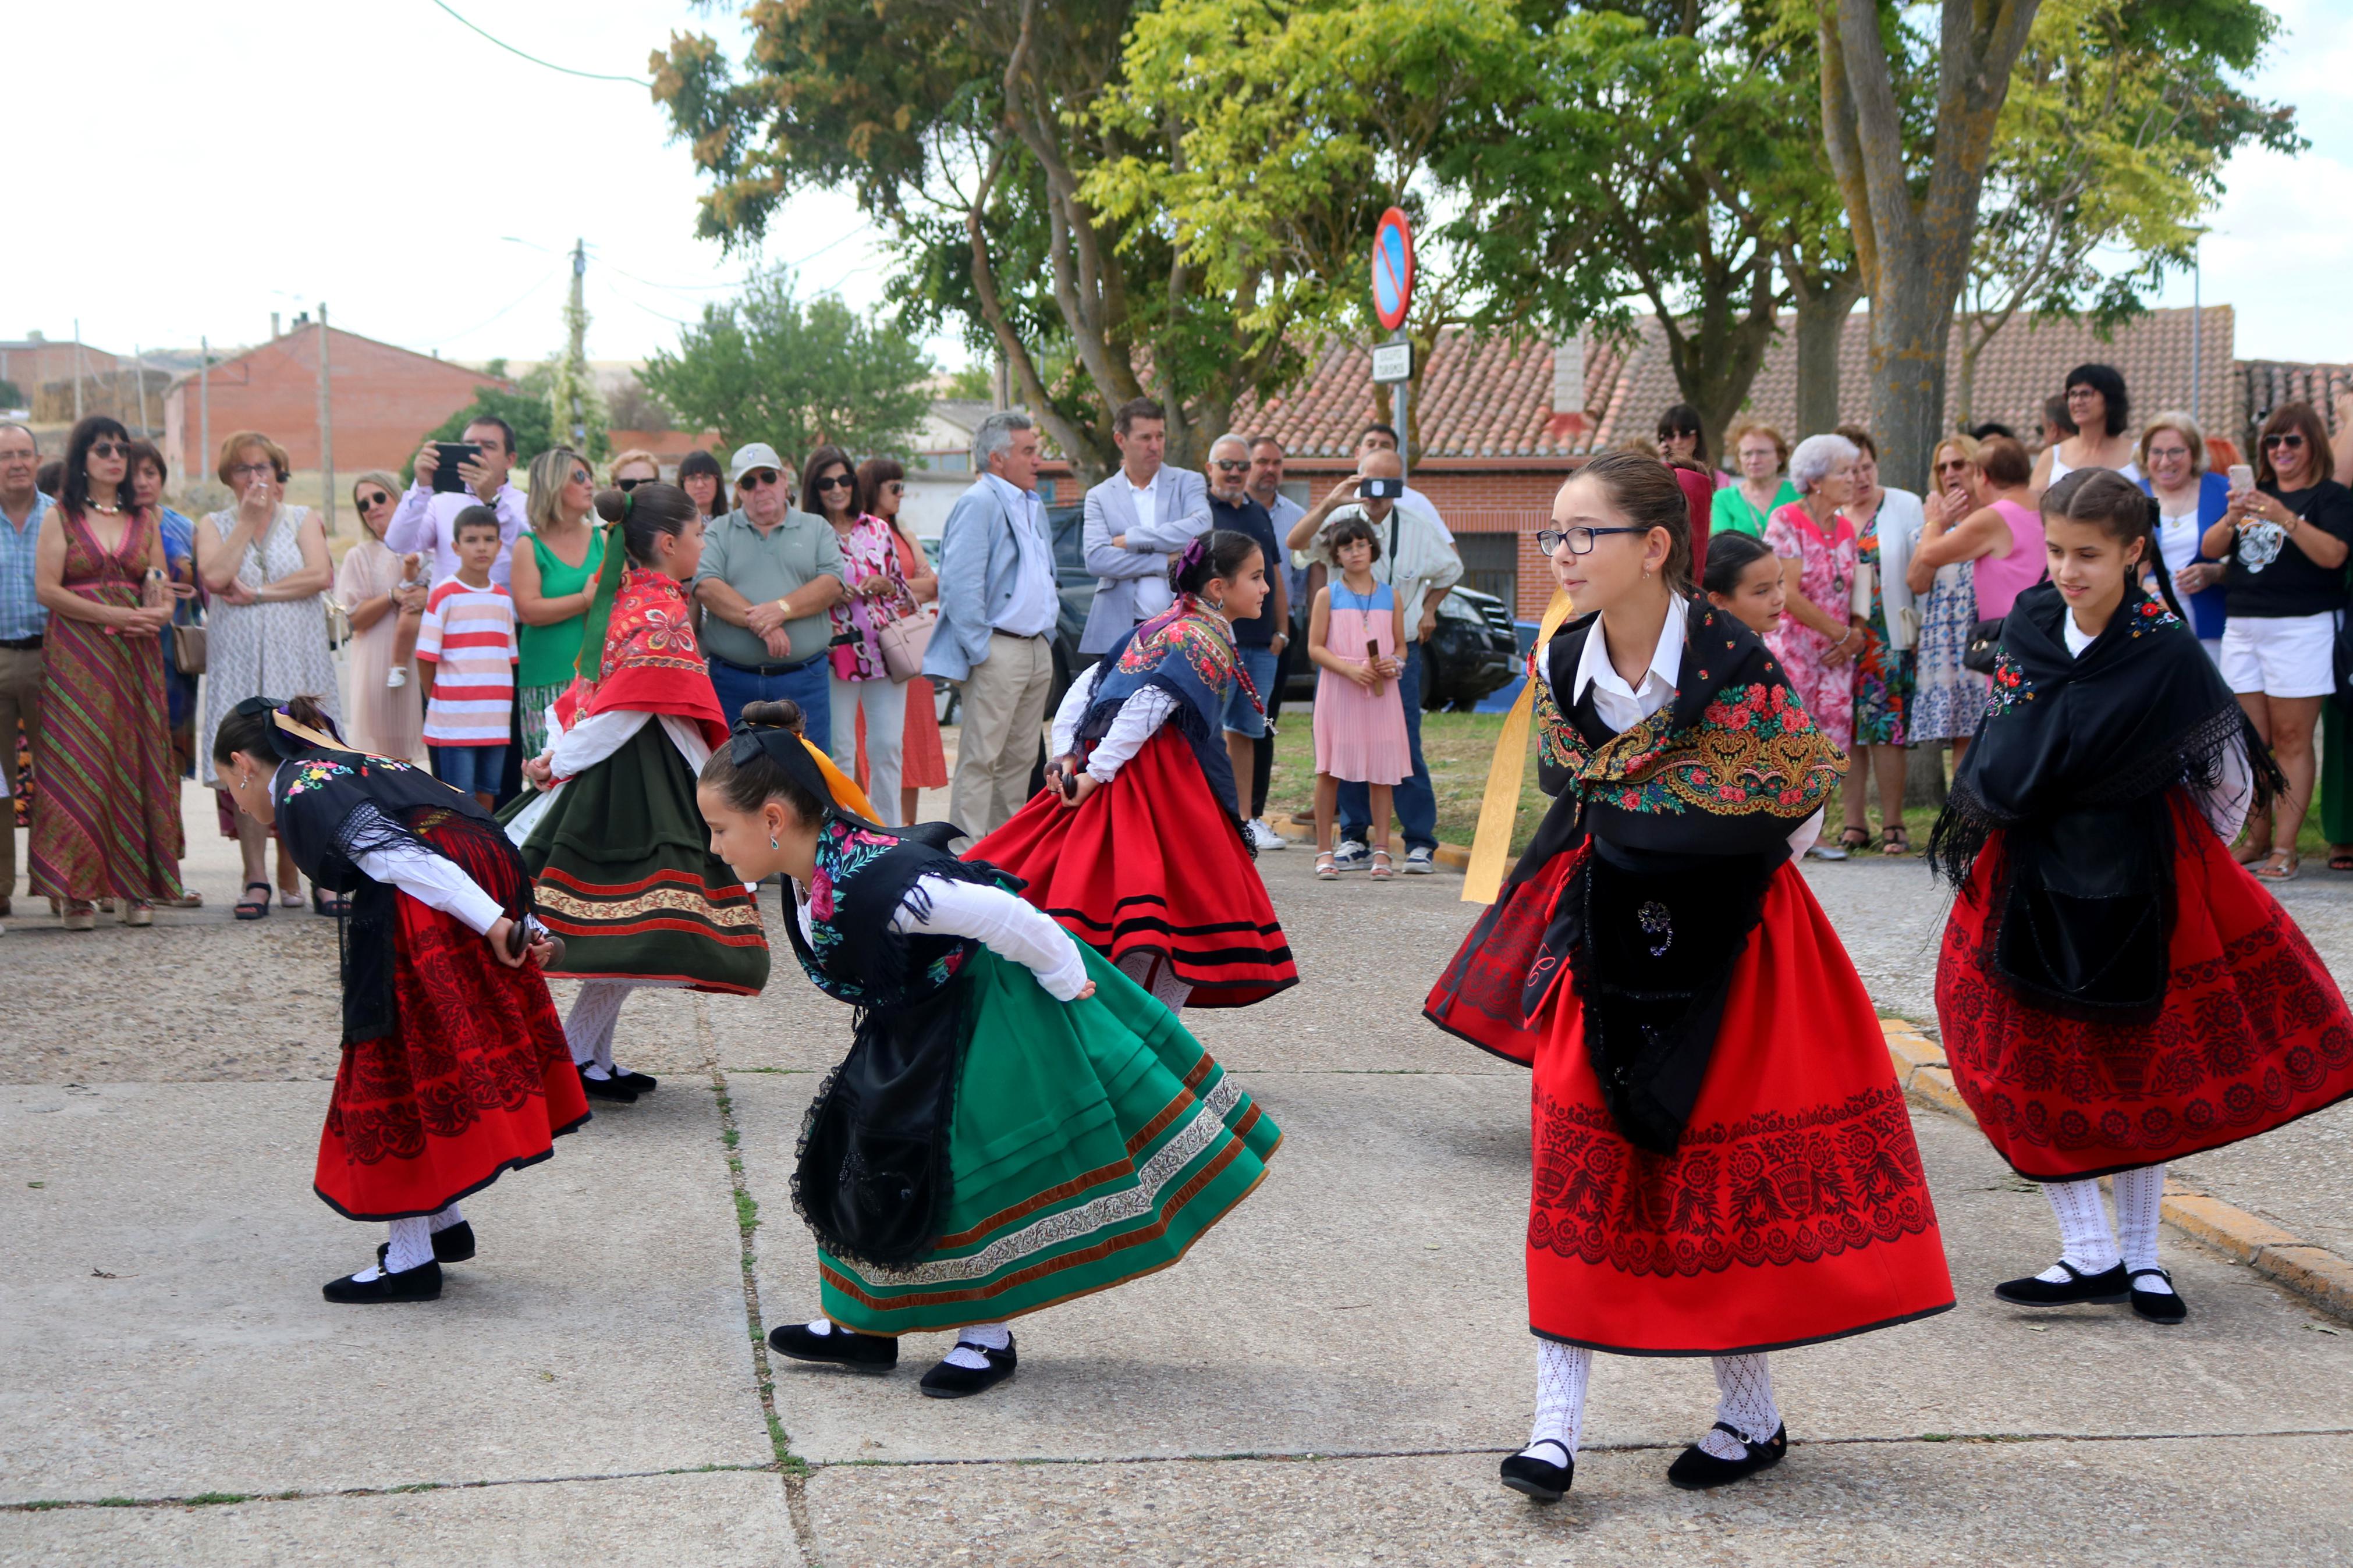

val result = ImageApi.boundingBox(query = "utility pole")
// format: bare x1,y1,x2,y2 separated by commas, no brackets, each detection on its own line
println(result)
1392,331,1410,488
73,318,84,423
317,304,337,533
132,344,147,436
198,336,211,496
2189,236,2203,428
563,237,589,449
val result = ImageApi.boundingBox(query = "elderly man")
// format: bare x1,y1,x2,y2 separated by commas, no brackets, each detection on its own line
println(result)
1204,434,1288,849
693,442,846,745
925,411,1060,837
1079,397,1212,656
1354,423,1455,543
0,422,50,916
1286,447,1461,873
388,415,530,587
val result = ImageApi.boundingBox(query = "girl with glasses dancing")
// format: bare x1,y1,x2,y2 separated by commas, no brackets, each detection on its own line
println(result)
698,703,1280,1397
1934,470,2353,1325
1425,452,1953,1503
504,483,770,1105
967,531,1297,1013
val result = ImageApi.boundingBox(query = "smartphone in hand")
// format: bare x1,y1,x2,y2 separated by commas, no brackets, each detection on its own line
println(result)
2228,463,2255,496
433,442,484,495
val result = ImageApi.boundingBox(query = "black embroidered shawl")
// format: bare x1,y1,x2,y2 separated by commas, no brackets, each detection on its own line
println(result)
1519,600,1845,1153
1929,581,2283,1016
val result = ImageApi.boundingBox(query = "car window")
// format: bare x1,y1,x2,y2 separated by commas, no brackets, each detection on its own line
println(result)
1048,505,1086,573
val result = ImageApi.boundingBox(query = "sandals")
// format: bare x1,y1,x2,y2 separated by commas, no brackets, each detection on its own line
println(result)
234,881,272,920
313,886,351,918
1314,852,1339,881
1369,849,1395,881
2330,846,2353,873
2255,849,2300,882
1837,826,1872,852
1880,823,1910,857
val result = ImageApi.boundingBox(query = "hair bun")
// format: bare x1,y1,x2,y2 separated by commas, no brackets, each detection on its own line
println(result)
592,487,630,524
736,699,805,734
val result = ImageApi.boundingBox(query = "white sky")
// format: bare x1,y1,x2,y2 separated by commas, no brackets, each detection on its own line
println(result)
11,1,2350,373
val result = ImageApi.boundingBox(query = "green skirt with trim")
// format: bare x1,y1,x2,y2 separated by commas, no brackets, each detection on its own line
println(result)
817,944,1280,1335
502,723,769,995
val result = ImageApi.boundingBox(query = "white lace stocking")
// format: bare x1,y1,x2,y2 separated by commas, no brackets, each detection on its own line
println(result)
1519,1339,1592,1466
1701,1353,1780,1458
1116,951,1193,1014
565,980,634,1072
2112,1164,2171,1293
942,1321,1012,1370
2037,1177,2121,1279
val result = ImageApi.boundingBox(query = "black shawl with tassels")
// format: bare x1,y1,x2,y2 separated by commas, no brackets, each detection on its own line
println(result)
1929,581,2285,1018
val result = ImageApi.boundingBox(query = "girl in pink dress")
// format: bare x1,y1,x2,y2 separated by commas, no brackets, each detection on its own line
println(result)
1309,518,1411,880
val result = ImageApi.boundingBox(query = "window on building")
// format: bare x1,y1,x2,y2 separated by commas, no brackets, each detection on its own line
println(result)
1456,532,1517,610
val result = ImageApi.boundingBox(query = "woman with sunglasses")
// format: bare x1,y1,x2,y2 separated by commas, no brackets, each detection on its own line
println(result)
335,471,428,762
1426,451,1949,1505
511,447,606,759
857,456,947,822
805,446,914,825
27,416,184,929
1907,434,1988,763
2201,400,2353,881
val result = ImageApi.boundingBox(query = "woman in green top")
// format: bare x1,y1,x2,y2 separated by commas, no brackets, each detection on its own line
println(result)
511,446,608,756
1709,422,1798,538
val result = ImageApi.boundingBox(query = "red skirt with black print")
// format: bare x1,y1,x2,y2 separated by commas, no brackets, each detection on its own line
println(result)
1429,847,1955,1356
1936,791,2353,1182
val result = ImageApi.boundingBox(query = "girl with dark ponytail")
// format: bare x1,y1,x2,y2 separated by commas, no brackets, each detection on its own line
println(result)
502,482,769,1104
213,694,585,1303
963,528,1297,1011
1929,465,2350,1328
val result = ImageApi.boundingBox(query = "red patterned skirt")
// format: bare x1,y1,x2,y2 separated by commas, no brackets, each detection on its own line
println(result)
966,728,1296,1007
315,819,590,1221
1430,849,1954,1356
1936,794,2353,1182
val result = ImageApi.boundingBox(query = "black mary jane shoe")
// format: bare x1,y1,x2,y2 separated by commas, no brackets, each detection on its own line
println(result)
612,1068,659,1094
918,1336,1017,1399
769,1321,899,1374
323,1257,442,1304
2128,1267,2189,1324
1499,1441,1574,1503
1666,1422,1787,1491
1993,1260,2130,1307
431,1221,476,1264
577,1065,639,1104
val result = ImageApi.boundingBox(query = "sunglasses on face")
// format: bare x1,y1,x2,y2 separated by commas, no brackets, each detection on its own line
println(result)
230,463,279,480
88,441,129,459
1935,458,1971,474
617,475,656,490
357,490,391,510
1210,459,1250,472
815,474,856,492
739,470,781,490
2264,433,2306,450
883,482,904,495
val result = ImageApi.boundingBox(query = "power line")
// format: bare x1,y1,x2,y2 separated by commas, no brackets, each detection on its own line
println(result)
425,0,653,86
587,222,878,299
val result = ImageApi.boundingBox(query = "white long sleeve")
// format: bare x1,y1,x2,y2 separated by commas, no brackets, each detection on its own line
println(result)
1047,669,1180,782
2195,739,2254,845
1049,664,1100,758
546,707,651,781
352,837,505,935
792,873,1091,1000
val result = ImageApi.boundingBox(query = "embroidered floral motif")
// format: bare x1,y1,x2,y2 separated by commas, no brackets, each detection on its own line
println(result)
793,819,970,1004
283,755,420,798
1549,679,1841,819
1114,599,1240,706
598,567,705,681
1986,651,2034,716
2129,598,2183,638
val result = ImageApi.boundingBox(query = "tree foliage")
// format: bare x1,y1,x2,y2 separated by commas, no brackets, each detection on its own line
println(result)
636,269,934,463
407,373,558,483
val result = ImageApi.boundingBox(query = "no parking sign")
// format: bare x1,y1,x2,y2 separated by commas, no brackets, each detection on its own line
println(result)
1372,207,1414,333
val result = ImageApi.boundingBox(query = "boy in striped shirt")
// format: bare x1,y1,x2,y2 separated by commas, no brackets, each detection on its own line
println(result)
416,507,520,808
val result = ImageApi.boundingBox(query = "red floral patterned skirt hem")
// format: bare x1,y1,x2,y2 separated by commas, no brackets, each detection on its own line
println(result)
313,890,590,1222
1520,858,1954,1356
1935,796,2353,1182
967,728,1297,1007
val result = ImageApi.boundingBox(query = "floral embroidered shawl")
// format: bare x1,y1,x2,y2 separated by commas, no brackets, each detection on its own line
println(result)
554,566,727,749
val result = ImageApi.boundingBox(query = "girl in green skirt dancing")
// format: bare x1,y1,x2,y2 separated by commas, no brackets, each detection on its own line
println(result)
696,701,1281,1398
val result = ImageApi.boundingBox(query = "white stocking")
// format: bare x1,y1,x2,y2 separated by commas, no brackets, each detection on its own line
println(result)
565,980,634,1073
428,1202,464,1233
2037,1177,2121,1279
942,1321,1012,1370
1700,1353,1780,1458
1116,950,1193,1014
1518,1339,1592,1466
2112,1164,2171,1293
347,1217,435,1283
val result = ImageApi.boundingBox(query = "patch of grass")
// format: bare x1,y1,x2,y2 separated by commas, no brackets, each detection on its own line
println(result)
1271,710,1550,855
182,1493,251,1507
92,1498,140,1508
734,1189,760,1235
384,1483,441,1495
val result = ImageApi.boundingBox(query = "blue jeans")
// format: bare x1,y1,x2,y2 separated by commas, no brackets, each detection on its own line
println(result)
1223,646,1280,738
708,656,832,753
431,744,507,797
1339,640,1436,854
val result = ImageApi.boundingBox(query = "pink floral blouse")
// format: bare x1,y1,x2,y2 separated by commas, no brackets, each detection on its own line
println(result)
825,514,913,681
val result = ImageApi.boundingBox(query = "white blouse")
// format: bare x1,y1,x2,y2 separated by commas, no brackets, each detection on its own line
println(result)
281,767,504,935
795,872,1091,1001
1049,667,1180,784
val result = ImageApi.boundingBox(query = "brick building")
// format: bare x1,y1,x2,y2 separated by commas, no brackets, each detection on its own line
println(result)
0,336,119,400
162,324,505,483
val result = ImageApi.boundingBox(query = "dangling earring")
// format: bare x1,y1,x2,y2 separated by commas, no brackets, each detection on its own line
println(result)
1208,594,1226,614
769,837,779,849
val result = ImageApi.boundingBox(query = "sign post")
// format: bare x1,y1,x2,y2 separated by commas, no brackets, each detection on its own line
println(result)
1371,207,1415,478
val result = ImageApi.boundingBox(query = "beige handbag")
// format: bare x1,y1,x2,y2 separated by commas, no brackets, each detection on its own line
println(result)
170,617,208,676
875,596,936,684
321,591,352,650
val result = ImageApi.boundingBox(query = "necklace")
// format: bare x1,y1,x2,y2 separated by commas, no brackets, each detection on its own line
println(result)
85,495,123,515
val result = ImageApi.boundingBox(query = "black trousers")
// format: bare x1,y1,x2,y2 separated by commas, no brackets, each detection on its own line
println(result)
1251,638,1295,821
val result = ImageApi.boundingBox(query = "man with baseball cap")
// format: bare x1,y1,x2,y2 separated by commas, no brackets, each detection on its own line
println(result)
691,442,846,745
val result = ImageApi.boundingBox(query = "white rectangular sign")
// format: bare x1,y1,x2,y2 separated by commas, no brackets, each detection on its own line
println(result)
1371,342,1413,384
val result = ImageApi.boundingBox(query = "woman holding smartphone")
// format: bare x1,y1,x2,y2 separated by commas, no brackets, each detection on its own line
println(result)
2201,400,2353,880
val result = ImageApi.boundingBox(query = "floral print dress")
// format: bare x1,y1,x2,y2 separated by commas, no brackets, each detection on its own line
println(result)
1762,501,1858,751
825,514,913,682
1849,505,1915,746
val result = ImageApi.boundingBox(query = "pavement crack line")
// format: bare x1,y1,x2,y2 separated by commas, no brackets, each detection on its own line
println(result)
2,1463,781,1514
698,994,821,1558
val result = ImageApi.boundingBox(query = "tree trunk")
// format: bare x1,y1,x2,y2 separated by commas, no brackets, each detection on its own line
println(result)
1790,271,1864,439
1861,272,1958,497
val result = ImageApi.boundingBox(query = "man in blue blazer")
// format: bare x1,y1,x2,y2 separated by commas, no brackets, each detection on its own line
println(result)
924,411,1063,837
1078,398,1213,655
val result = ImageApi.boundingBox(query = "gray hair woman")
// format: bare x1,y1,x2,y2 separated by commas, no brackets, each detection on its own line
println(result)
1761,432,1863,856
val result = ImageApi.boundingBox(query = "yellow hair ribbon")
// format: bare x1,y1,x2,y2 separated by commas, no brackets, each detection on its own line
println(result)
801,735,881,824
1461,589,1576,905
270,710,402,765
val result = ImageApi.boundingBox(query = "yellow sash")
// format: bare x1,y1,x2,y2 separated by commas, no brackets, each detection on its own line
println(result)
1461,590,1575,905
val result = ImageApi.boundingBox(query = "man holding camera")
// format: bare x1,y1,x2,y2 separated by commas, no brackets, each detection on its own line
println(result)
388,416,530,587
1284,447,1461,874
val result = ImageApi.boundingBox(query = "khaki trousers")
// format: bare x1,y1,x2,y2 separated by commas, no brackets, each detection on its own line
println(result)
0,643,43,899
948,632,1054,840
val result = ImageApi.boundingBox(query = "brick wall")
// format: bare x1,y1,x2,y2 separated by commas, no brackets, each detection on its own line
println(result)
162,325,503,481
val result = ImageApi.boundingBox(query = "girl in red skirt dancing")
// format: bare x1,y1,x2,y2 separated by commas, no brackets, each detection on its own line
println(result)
968,531,1296,1011
215,695,586,1303
1425,453,1953,1502
1929,469,2352,1324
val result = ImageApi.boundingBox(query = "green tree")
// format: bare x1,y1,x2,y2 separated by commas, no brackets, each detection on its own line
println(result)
1950,0,2299,424
637,268,934,462
406,379,558,483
